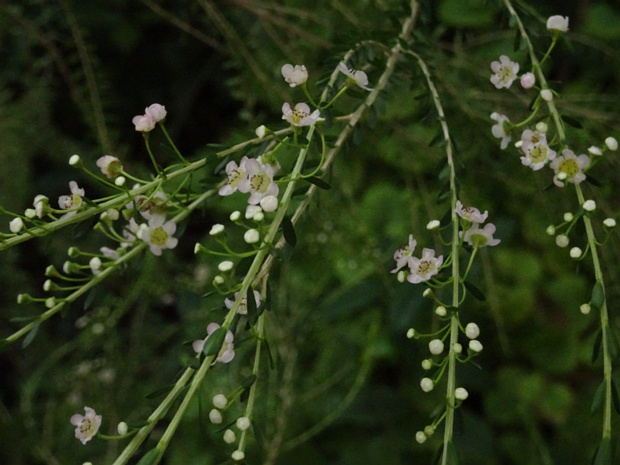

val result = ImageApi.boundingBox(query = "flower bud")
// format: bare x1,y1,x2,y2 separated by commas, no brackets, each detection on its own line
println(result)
465,322,480,339
428,339,444,355
580,303,591,315
563,212,573,222
230,211,241,222
244,229,260,244
213,394,228,409
435,306,447,317
406,328,415,339
69,154,82,166
546,225,556,235
605,137,618,151
569,247,582,259
555,234,569,248
218,261,234,272
426,220,441,230
117,422,128,435
236,416,251,431
232,450,245,462
583,200,596,212
455,387,469,400
209,224,225,236
209,408,223,424
603,218,616,228
9,217,24,233
535,122,548,133
520,72,535,89
421,359,432,370
260,195,278,212
453,343,463,354
540,89,553,101
420,377,434,392
114,176,126,187
255,125,268,139
223,429,236,444
588,146,602,156
469,340,483,353
415,431,427,444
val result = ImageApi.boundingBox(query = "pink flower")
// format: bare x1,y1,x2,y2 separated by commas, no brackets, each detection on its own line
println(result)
132,114,156,132
455,201,488,224
145,103,167,122
219,156,249,196
70,406,102,445
490,55,519,89
225,290,262,315
96,155,123,178
281,64,308,87
407,248,443,284
237,158,279,205
338,62,373,91
281,102,321,127
392,234,417,273
463,223,501,247
192,323,235,364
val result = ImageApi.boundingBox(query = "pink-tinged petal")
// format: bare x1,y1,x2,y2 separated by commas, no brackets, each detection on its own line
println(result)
192,339,205,353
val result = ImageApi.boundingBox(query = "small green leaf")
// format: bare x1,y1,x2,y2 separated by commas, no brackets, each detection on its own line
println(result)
586,175,603,187
606,325,620,360
22,324,39,349
145,384,174,399
305,176,331,190
591,282,605,310
203,327,227,357
444,440,459,465
592,328,603,363
592,437,611,465
513,28,521,52
136,448,160,465
591,380,605,414
611,379,620,415
282,216,297,247
246,289,259,326
464,281,486,301
241,374,258,390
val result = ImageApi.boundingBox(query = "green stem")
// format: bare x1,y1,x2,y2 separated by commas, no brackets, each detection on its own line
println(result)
159,123,189,164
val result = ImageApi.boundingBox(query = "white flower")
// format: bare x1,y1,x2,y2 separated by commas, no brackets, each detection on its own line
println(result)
428,339,444,355
490,112,511,149
550,149,590,187
338,62,373,91
96,155,123,178
540,89,553,102
281,64,308,87
465,322,480,339
407,248,443,284
58,181,85,217
490,55,520,89
455,200,488,224
520,72,536,89
282,102,321,127
140,217,178,256
520,129,556,171
583,200,596,212
464,223,501,247
9,217,24,233
213,394,228,409
547,15,569,32
605,137,618,151
225,290,261,315
33,195,50,218
245,205,262,220
192,322,235,364
455,387,469,401
70,407,102,445
237,159,279,205
219,156,249,196
420,377,434,392
132,114,156,132
392,234,417,273
126,191,168,220
145,103,167,122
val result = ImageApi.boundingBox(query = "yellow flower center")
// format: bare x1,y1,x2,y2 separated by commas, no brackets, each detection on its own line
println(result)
558,159,579,178
530,145,547,164
150,227,169,246
250,172,271,194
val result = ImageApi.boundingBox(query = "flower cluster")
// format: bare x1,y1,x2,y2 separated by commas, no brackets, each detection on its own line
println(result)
219,155,279,205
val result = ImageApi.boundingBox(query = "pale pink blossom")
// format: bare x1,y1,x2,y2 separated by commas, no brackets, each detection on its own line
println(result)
219,157,249,196
455,201,488,224
281,64,308,87
192,323,235,364
407,248,443,284
145,103,167,122
237,158,279,205
70,406,102,445
338,62,373,91
96,155,123,178
281,102,321,127
490,55,519,89
392,234,417,273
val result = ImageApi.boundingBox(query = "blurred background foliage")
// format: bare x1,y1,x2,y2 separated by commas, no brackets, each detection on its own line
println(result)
1,0,620,464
